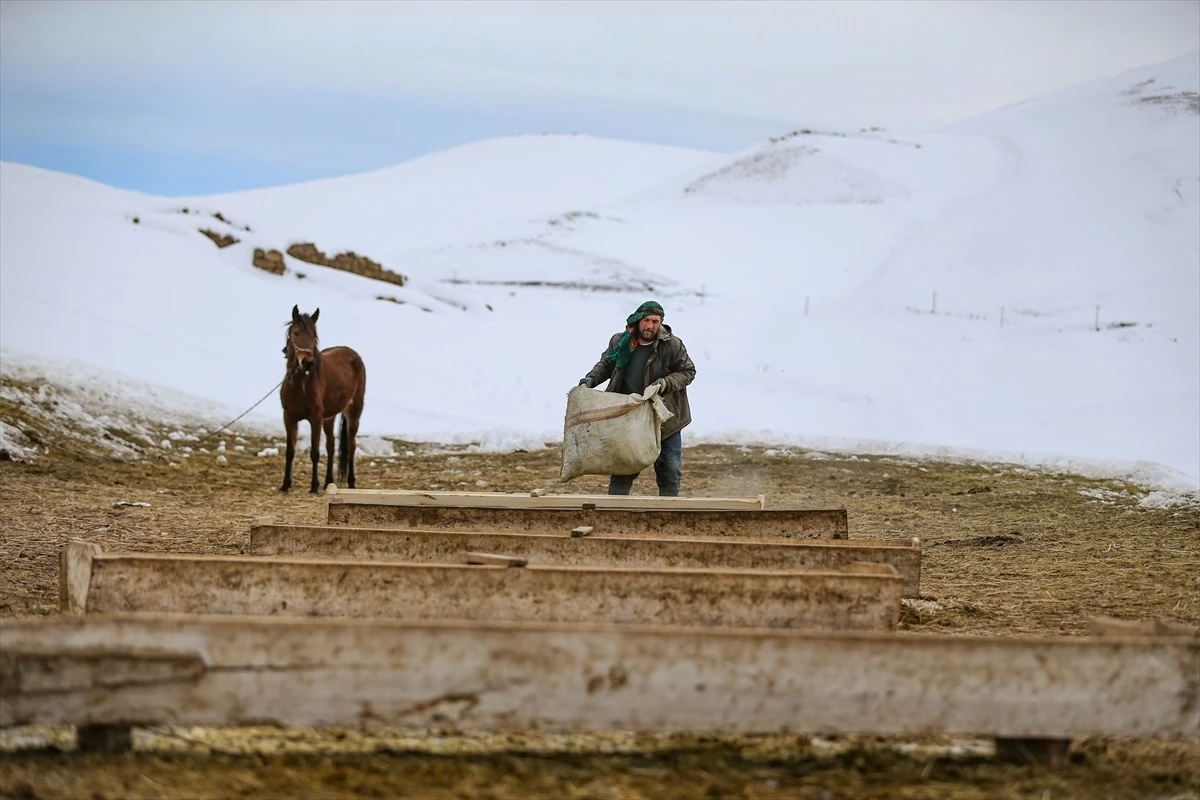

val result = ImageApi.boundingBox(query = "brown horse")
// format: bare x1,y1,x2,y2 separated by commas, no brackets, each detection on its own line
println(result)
279,305,367,494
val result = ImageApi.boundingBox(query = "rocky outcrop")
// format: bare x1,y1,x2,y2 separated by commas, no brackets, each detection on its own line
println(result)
252,249,286,275
286,243,406,287
200,229,239,248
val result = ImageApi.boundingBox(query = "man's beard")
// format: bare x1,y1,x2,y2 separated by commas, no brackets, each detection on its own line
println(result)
638,328,655,342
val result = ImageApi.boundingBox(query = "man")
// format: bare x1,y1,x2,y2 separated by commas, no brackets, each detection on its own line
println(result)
579,300,696,496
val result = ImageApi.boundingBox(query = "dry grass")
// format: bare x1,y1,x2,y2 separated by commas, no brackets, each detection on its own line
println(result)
1,377,1197,798
2,734,1197,800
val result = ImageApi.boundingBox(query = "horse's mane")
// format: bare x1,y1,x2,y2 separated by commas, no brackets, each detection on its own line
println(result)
285,313,319,338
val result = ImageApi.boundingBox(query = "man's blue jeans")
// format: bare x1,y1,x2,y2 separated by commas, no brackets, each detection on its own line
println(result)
608,431,682,496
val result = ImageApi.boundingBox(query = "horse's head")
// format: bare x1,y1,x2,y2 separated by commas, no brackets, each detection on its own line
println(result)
286,305,320,375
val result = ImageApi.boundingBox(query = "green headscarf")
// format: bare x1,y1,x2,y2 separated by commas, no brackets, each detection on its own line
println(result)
603,301,665,370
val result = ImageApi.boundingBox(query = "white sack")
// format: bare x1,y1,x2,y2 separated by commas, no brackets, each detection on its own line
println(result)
559,384,674,482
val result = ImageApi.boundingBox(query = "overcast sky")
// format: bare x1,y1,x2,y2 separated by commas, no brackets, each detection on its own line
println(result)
2,0,1197,195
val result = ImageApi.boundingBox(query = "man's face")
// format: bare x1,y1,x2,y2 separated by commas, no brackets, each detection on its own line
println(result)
637,314,662,342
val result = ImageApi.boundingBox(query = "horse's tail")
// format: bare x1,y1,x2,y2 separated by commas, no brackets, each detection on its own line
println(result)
338,414,349,480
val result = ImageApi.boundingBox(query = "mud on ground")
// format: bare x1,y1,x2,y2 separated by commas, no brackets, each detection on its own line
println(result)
1,392,1197,799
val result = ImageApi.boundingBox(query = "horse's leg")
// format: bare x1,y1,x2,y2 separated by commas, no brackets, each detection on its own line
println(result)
340,376,362,484
343,412,360,489
309,415,322,494
280,414,297,492
323,415,336,488
338,415,349,485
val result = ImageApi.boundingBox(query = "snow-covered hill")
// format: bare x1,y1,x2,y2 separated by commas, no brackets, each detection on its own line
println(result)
2,52,1197,493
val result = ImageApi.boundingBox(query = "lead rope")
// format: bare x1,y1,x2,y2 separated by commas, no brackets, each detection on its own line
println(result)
202,379,283,441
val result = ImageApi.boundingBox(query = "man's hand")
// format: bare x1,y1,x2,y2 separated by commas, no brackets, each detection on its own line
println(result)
651,378,667,393
579,377,595,388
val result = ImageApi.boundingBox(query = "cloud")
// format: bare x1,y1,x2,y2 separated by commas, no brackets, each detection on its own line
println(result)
1,0,1196,192
5,0,1198,130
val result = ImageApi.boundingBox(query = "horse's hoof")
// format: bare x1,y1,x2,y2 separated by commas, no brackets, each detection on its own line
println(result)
279,485,290,493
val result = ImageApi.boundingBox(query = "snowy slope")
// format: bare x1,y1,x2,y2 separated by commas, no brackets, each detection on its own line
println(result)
183,135,727,256
867,51,1200,324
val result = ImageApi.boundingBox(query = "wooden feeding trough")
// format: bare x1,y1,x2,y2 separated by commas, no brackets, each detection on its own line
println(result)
3,614,1195,755
58,541,903,632
325,498,849,539
250,521,923,597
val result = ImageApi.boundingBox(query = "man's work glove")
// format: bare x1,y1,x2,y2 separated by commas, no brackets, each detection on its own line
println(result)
579,377,595,388
651,378,667,393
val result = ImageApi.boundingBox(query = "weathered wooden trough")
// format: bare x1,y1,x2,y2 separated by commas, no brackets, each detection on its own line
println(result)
326,486,766,510
326,501,849,539
250,521,922,597
59,541,903,631
3,614,1196,751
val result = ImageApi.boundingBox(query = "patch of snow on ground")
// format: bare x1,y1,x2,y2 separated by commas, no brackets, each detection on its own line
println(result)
1077,487,1135,504
355,435,397,458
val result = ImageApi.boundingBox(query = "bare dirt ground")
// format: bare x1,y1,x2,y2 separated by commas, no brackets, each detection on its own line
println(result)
1,384,1198,799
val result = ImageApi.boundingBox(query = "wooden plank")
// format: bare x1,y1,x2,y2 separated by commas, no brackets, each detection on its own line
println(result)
3,614,1196,740
58,540,101,614
325,486,766,511
251,523,921,597
1089,616,1200,638
326,504,849,539
843,562,899,576
65,547,903,632
0,646,206,695
463,553,528,567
